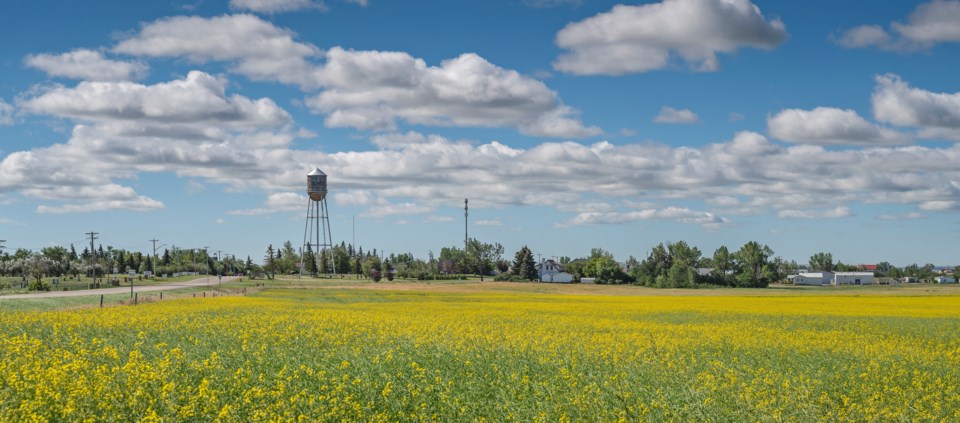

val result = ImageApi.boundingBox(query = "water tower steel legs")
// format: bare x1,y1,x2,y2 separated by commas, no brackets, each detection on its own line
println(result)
301,198,336,277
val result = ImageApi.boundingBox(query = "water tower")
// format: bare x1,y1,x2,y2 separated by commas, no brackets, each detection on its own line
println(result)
301,168,335,275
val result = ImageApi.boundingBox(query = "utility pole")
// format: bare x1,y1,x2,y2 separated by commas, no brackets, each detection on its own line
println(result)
202,246,209,285
464,198,469,251
216,250,223,286
149,238,159,276
87,232,99,284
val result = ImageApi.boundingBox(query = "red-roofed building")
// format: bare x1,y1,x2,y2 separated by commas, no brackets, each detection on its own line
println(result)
858,264,878,272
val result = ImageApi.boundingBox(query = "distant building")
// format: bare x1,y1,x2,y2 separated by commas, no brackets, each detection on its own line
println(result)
788,272,833,286
833,272,874,285
935,276,957,284
536,259,574,283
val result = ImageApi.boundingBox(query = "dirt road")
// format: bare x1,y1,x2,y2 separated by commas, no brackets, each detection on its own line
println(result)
0,276,241,300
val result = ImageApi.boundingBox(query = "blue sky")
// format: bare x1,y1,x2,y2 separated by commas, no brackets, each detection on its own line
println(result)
1,0,959,266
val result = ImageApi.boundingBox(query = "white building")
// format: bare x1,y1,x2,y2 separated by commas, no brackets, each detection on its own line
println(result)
935,276,957,284
833,272,874,285
788,272,833,286
536,259,575,283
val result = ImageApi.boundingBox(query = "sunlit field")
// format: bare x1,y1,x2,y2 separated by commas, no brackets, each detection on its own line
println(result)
2,283,959,421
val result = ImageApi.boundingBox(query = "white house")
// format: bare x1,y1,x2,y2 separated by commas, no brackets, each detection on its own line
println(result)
935,276,957,284
833,272,874,285
536,259,575,283
788,272,833,286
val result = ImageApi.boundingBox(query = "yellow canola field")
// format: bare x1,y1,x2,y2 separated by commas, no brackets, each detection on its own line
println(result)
2,288,959,422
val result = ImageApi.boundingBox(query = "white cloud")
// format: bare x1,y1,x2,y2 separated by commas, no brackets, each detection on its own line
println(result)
25,49,148,81
768,107,910,146
0,99,12,125
834,25,893,49
426,215,454,223
562,207,730,229
20,71,291,128
876,212,925,221
475,219,502,226
216,218,226,224
228,192,306,215
872,74,960,140
229,0,327,13
654,106,699,124
308,48,601,138
553,0,787,75
919,200,960,211
36,196,164,214
836,1,960,50
114,14,321,88
777,206,853,219
346,0,368,6
114,15,599,138
361,202,433,218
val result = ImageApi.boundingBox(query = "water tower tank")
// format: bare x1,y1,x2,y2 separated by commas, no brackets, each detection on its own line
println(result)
307,168,327,201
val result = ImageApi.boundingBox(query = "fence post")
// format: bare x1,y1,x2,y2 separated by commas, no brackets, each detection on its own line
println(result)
100,294,103,307
134,293,138,305
160,292,163,300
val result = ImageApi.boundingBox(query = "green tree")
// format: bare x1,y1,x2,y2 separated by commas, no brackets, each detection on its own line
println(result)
465,238,504,282
711,245,733,286
303,244,317,275
734,241,775,288
809,252,834,272
512,246,537,281
264,244,276,279
362,255,382,282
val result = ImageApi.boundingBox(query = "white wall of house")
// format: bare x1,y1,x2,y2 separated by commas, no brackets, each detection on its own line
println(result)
935,276,957,284
543,272,575,283
790,274,826,285
833,272,874,285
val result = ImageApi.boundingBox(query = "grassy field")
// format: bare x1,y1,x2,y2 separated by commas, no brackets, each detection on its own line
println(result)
2,282,959,421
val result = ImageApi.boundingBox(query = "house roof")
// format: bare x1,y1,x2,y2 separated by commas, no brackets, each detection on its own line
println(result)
307,167,326,176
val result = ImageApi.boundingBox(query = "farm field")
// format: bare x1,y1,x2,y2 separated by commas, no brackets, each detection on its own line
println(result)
2,283,959,421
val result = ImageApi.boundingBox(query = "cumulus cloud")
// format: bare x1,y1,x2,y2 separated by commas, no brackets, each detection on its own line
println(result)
562,207,729,229
35,187,164,214
777,206,853,219
872,74,960,140
654,106,699,124
20,71,290,128
113,15,599,138
25,49,148,81
553,0,787,75
114,14,321,87
229,0,327,13
307,48,601,138
475,219,502,226
0,99,12,125
835,1,960,50
768,107,910,146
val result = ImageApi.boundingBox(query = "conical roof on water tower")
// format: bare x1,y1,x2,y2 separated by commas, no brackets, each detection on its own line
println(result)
307,167,327,201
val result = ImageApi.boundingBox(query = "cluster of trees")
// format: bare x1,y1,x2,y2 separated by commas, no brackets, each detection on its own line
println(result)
0,244,260,291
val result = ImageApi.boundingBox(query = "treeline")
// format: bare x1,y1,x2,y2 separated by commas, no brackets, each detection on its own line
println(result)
495,241,781,288
0,244,252,291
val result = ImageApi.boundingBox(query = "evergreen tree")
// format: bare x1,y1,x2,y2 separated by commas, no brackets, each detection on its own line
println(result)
304,244,317,275
69,244,78,261
513,246,537,281
319,249,330,274
264,244,276,279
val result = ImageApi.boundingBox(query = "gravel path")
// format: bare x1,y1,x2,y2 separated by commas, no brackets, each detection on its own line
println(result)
0,276,241,300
